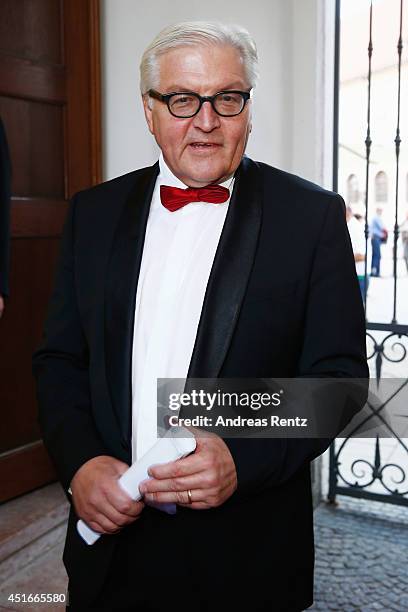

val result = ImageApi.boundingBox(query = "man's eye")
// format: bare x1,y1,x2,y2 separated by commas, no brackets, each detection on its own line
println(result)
217,93,241,106
172,95,195,106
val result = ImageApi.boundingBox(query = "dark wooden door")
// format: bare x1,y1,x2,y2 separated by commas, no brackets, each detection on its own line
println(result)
0,0,101,502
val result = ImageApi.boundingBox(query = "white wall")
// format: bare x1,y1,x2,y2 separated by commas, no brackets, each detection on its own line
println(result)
101,0,335,187
291,0,335,188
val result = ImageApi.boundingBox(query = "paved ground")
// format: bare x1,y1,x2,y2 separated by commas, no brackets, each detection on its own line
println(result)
310,497,408,611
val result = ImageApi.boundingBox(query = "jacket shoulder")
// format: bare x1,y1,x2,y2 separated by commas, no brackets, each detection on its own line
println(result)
251,159,342,203
73,164,157,205
241,156,341,208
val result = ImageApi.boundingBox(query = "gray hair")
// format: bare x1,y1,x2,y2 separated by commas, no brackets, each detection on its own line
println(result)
140,21,258,96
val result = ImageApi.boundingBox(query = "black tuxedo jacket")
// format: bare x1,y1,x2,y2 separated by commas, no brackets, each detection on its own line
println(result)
32,157,368,611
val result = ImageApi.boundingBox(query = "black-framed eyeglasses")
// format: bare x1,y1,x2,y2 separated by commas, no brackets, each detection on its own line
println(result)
148,89,252,118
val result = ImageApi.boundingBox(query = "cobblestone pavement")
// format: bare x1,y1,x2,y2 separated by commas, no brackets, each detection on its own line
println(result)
309,497,408,611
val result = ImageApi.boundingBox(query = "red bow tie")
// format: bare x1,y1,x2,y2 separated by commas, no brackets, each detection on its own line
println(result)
160,184,230,212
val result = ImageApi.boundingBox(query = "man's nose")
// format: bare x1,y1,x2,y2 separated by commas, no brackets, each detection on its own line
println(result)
192,101,221,131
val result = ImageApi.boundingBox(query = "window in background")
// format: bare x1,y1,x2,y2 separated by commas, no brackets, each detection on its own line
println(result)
375,170,388,202
347,173,360,203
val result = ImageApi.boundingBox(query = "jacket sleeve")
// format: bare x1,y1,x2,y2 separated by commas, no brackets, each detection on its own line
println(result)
32,195,108,493
224,194,369,499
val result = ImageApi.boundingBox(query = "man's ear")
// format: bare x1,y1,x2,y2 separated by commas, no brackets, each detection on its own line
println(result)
142,94,154,135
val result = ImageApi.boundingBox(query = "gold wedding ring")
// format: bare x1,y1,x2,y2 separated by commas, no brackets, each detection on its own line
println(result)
187,489,193,504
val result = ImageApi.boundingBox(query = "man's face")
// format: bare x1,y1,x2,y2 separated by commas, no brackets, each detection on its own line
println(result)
143,44,252,187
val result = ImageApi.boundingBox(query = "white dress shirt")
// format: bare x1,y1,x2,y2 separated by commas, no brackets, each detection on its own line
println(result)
131,154,234,461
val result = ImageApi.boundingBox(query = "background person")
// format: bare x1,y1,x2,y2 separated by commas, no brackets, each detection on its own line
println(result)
346,206,369,299
370,207,386,277
400,211,408,273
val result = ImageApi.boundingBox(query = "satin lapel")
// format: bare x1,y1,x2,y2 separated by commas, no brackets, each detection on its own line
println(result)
187,157,262,379
104,163,159,452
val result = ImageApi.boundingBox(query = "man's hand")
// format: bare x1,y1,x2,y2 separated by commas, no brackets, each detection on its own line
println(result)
0,295,5,318
139,433,237,509
70,455,145,535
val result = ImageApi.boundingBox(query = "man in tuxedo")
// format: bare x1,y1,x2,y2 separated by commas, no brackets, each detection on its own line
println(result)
33,21,368,611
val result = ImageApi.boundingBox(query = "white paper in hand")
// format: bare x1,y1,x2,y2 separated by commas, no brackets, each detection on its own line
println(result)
76,426,196,545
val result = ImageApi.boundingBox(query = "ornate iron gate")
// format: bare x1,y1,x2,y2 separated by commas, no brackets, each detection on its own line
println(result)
329,0,408,507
